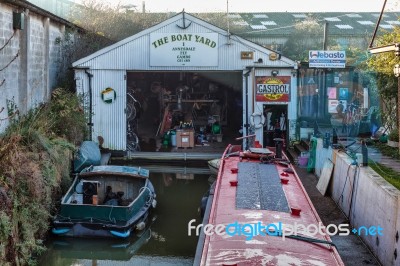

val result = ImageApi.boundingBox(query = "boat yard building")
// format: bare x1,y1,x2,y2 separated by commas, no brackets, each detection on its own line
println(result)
72,12,299,152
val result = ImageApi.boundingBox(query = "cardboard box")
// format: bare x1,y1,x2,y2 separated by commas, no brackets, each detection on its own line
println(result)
176,173,194,180
176,129,194,148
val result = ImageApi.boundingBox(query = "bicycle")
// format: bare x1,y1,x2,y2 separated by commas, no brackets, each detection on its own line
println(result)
127,121,141,152
126,91,142,121
342,102,361,137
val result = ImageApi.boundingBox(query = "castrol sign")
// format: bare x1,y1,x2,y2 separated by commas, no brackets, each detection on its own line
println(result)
255,76,291,102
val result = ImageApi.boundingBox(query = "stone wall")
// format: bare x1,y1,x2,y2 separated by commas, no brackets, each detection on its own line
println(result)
0,2,66,132
315,138,400,265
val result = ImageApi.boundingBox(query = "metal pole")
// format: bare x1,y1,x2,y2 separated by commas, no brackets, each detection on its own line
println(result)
243,70,251,150
323,22,329,50
369,0,388,48
85,70,93,141
395,64,400,151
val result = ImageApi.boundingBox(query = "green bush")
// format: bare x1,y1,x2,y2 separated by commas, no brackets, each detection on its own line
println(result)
388,128,399,142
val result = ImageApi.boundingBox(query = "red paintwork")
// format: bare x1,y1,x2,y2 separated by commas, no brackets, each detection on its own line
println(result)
200,145,344,266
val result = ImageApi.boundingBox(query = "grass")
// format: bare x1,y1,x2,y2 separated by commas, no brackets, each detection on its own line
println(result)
366,142,400,190
372,142,400,160
368,159,400,190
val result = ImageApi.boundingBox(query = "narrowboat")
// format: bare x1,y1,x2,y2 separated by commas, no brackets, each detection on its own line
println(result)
195,142,344,265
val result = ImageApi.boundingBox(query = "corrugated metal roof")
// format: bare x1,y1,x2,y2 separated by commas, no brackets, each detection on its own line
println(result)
335,24,354,29
380,24,394,29
224,12,400,37
325,17,342,22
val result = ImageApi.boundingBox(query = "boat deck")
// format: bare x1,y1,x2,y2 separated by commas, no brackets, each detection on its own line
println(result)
199,146,344,265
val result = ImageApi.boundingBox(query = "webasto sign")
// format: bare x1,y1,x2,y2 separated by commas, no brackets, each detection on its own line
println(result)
150,33,218,66
309,50,346,68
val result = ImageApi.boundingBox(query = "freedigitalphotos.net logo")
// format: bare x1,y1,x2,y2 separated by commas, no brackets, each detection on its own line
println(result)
188,219,383,241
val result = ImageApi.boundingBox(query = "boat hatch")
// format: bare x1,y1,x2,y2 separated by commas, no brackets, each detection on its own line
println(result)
236,162,290,212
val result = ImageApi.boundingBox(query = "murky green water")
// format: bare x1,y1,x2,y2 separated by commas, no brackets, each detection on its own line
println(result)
39,164,213,266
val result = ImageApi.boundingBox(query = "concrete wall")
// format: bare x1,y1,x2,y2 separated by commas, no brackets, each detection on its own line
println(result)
314,138,333,177
315,140,400,265
0,2,65,132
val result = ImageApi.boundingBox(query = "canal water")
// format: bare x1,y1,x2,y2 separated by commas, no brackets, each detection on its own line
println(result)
39,163,213,266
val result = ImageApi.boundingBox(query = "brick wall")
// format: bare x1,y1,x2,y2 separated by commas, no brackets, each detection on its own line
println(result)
0,2,66,132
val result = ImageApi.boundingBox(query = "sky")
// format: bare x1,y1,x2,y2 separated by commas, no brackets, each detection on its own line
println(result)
94,0,398,13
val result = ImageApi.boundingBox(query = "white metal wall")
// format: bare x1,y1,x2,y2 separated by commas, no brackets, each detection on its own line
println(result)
91,70,126,150
75,70,126,150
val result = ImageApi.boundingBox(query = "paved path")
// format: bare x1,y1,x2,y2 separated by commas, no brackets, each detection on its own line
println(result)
341,139,400,172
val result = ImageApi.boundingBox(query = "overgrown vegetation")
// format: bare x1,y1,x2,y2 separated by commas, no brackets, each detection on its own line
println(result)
0,88,86,265
282,17,325,61
70,0,169,41
69,0,245,43
367,26,400,138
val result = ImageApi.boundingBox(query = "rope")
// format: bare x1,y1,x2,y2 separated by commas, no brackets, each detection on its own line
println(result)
139,186,154,204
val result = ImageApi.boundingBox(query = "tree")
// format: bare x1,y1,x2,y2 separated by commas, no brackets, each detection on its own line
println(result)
70,1,245,42
282,17,324,61
194,12,245,33
70,0,168,41
367,27,400,132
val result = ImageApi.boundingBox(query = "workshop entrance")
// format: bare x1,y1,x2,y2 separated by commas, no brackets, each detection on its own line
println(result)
263,104,288,147
126,71,243,151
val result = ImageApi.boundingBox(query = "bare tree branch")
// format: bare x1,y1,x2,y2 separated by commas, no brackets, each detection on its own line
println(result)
0,51,19,72
0,30,16,52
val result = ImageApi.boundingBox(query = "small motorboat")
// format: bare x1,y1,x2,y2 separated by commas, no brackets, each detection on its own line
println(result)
52,164,156,238
50,222,153,261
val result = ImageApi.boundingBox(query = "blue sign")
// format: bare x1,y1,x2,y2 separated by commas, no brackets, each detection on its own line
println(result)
309,50,346,68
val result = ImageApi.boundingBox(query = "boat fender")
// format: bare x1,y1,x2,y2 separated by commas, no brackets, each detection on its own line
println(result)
140,186,154,205
250,112,265,129
152,199,157,208
110,230,130,238
52,228,70,235
136,222,146,231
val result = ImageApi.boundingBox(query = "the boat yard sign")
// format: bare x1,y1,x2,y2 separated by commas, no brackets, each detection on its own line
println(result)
309,50,346,68
150,33,218,66
255,76,291,102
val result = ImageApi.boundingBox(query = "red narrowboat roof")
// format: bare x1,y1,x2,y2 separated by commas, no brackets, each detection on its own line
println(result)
199,145,344,266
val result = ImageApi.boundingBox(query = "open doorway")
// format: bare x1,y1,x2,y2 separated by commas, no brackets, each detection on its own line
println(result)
126,71,242,151
263,104,288,147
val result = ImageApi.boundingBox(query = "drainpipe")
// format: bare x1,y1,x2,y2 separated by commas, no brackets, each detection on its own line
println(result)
84,70,93,141
243,69,251,150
